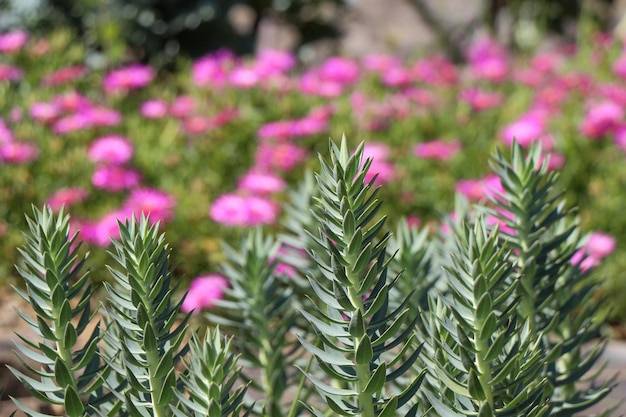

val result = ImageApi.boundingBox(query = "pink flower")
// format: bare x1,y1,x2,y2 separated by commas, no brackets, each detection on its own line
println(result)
456,175,503,202
181,274,229,314
181,115,214,134
83,209,132,247
411,56,458,85
580,101,624,138
29,102,60,124
88,135,134,165
362,142,390,162
256,49,296,75
299,71,344,98
0,119,14,144
46,187,89,211
42,65,86,86
52,91,92,112
362,53,401,73
243,196,280,225
82,107,122,127
103,64,154,93
209,194,279,226
229,66,260,88
363,160,396,186
382,66,413,87
466,36,509,82
0,30,28,53
258,121,293,141
255,142,307,171
414,139,461,161
0,64,22,81
502,115,545,147
290,117,328,137
614,51,626,80
191,51,233,87
571,232,616,271
318,57,360,85
0,141,38,163
92,165,141,191
209,194,250,226
123,188,176,223
585,232,616,258
459,88,504,111
53,113,92,134
238,170,286,194
169,96,196,118
140,99,168,119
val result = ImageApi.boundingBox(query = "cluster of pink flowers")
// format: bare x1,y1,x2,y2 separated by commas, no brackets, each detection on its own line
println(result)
28,90,122,133
103,64,155,93
77,188,176,247
139,95,239,135
257,105,333,141
300,57,360,97
466,36,510,82
192,48,295,91
88,135,141,192
414,139,461,161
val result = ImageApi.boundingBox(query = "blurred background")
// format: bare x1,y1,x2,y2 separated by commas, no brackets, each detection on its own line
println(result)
0,0,623,68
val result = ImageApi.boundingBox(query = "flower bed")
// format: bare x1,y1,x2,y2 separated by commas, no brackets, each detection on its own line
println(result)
0,28,626,324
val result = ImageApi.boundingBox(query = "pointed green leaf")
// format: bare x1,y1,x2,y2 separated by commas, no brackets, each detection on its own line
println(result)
64,386,84,417
355,335,373,365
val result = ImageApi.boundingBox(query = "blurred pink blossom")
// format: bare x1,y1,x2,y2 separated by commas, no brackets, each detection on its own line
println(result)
613,51,626,80
191,51,233,87
318,57,360,85
255,142,307,171
29,102,60,124
0,141,38,163
238,170,286,194
123,188,176,223
460,88,504,111
414,139,461,160
169,96,196,118
0,64,22,81
256,49,296,75
181,115,213,134
88,135,134,165
501,115,545,147
411,55,458,85
103,64,154,93
362,53,401,73
571,232,616,271
42,65,86,86
92,165,141,191
140,99,168,119
46,187,89,211
466,36,509,82
53,113,91,134
362,142,390,161
456,175,503,201
364,160,396,186
580,100,624,138
82,107,122,127
181,274,229,314
209,193,279,226
0,119,14,144
52,91,92,112
82,209,132,247
0,30,28,53
229,66,260,88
